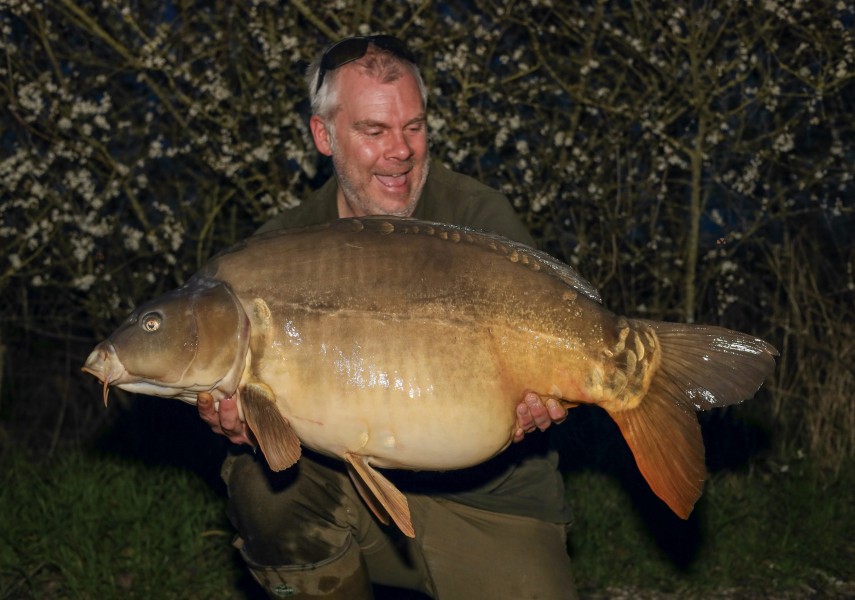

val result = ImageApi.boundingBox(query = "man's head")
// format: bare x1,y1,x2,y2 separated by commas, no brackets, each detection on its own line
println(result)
306,36,430,218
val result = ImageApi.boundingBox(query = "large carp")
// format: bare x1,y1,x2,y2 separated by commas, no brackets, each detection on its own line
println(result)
83,217,777,537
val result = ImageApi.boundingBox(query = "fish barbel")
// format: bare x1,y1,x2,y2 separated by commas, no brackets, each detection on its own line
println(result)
82,217,777,537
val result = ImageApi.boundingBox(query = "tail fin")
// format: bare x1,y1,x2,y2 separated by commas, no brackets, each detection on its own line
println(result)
610,321,777,518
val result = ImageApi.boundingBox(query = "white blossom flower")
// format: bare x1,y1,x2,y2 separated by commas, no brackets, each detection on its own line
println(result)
122,225,144,252
73,274,96,291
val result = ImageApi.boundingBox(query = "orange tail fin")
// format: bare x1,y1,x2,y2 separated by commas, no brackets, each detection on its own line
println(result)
610,321,777,518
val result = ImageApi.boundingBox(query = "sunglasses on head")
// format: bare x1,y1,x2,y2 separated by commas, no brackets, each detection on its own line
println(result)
315,35,416,93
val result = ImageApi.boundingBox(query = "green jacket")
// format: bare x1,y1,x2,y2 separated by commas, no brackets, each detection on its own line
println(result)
258,160,533,243
257,159,570,523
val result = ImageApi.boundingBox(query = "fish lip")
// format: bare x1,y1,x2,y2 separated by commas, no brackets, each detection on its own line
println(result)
82,342,130,405
82,342,119,382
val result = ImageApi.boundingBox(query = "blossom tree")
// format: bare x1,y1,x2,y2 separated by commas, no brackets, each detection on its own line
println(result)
1,0,852,465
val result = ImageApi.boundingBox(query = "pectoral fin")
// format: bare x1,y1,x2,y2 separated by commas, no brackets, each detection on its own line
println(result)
240,382,301,472
344,452,414,538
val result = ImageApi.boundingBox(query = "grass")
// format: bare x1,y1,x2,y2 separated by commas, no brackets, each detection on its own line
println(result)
1,451,851,599
566,465,854,598
0,450,245,599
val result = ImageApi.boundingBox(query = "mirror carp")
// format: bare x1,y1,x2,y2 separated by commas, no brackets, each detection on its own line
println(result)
83,217,777,537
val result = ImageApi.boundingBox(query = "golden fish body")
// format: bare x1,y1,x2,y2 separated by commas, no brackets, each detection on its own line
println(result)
217,221,613,471
83,217,777,537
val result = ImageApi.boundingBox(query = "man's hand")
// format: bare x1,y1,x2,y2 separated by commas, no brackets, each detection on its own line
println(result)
513,391,567,443
197,392,255,446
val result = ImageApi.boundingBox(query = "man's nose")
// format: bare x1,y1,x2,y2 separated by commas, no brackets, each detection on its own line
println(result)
385,130,413,160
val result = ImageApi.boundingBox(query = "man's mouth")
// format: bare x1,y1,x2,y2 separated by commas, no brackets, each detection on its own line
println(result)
375,172,408,188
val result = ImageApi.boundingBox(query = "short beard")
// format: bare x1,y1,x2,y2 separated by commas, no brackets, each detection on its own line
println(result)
330,133,430,217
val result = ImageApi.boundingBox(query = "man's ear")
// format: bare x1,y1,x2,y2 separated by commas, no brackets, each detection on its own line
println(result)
310,115,333,157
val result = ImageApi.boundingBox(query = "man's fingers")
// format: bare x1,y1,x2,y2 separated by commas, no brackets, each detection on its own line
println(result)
218,396,255,446
525,393,552,431
197,392,222,431
514,393,543,443
197,392,255,446
545,398,568,424
513,392,568,443
516,402,535,430
218,396,243,433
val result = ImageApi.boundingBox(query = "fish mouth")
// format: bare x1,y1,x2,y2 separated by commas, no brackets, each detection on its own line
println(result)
82,342,128,406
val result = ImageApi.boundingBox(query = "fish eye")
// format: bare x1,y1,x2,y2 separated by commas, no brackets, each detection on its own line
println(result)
141,313,162,332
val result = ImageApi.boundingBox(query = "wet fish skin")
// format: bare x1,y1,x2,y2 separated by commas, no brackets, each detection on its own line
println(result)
83,217,777,537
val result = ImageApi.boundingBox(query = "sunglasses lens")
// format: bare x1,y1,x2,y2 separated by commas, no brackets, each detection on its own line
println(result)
316,36,415,93
367,35,415,64
320,38,370,72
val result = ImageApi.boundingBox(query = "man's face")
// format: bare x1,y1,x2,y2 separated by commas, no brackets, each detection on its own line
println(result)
311,66,429,218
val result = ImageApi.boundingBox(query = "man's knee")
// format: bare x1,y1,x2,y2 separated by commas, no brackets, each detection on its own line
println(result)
225,452,355,565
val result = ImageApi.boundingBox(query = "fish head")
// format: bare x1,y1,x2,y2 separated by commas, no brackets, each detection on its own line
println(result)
82,278,250,405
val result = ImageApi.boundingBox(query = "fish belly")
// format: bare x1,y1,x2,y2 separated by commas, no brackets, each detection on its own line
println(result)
254,315,540,470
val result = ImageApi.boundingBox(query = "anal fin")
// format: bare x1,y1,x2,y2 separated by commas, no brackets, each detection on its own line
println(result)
610,389,704,519
345,463,391,527
240,382,301,472
344,452,414,538
610,318,777,519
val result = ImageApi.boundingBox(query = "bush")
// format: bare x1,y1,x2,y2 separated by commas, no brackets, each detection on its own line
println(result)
1,1,853,470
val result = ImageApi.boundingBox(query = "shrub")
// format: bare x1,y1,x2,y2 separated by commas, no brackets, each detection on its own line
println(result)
1,0,853,469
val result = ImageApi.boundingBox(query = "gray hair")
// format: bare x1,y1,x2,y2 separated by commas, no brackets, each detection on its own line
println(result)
305,44,428,120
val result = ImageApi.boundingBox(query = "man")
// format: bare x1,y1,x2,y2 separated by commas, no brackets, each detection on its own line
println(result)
198,36,575,599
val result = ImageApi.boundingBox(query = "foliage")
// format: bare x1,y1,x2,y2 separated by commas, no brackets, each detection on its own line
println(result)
1,1,853,467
